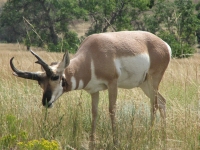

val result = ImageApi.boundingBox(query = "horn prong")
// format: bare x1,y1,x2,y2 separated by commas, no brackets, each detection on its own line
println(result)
30,50,53,77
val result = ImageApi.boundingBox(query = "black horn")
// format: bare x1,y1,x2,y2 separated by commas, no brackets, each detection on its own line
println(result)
10,57,41,80
30,50,53,77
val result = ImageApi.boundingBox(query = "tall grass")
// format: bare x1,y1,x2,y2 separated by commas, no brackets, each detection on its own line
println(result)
0,46,200,149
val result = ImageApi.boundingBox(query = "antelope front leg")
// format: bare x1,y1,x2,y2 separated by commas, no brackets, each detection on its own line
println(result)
108,80,118,145
90,92,99,142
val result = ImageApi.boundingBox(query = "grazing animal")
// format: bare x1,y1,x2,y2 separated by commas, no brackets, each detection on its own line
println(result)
10,31,171,144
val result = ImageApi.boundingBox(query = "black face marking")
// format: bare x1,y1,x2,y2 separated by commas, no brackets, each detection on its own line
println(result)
51,75,59,81
50,62,59,66
62,77,68,87
42,90,52,107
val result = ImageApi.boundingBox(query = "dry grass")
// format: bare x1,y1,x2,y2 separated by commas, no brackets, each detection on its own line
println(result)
0,43,200,149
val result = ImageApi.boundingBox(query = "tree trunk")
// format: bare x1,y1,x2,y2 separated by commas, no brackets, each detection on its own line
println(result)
49,25,58,45
39,0,58,45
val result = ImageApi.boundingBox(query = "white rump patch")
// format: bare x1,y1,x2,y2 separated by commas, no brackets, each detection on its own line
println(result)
164,42,172,59
71,76,76,90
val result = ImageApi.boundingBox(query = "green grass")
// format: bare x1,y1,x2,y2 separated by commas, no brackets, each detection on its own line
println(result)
0,49,200,149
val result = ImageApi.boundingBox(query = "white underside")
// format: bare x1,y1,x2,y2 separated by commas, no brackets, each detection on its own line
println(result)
84,53,150,93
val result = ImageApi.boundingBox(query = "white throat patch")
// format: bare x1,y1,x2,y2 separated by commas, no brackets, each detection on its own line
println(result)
70,76,84,90
49,81,63,105
71,76,76,90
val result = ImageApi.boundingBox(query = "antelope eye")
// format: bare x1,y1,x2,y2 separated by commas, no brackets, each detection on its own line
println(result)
51,75,59,81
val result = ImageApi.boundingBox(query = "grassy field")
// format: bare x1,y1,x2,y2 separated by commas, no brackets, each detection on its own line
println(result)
0,43,200,149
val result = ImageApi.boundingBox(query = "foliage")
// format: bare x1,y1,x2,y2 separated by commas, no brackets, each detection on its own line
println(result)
0,113,61,149
0,0,151,52
196,2,200,45
158,31,195,58
0,114,28,149
0,0,199,56
17,139,60,150
81,0,200,57
47,31,79,53
0,0,86,52
0,132,27,149
80,0,149,35
144,0,199,57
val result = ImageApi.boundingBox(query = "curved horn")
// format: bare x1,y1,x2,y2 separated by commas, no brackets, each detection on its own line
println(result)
30,50,53,77
10,57,41,80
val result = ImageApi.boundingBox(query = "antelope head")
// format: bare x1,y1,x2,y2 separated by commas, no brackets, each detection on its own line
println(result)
10,50,70,108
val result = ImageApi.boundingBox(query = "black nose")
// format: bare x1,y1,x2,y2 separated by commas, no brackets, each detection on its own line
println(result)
42,90,52,107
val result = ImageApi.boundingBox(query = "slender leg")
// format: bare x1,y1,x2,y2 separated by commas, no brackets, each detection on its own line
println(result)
108,79,118,145
140,75,167,149
90,92,99,142
140,77,158,150
140,77,158,126
150,90,158,126
158,92,166,126
158,92,167,147
141,79,167,127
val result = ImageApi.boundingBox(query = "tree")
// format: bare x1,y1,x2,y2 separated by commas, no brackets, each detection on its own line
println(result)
196,2,200,45
0,0,199,56
144,0,199,58
79,0,149,35
0,0,87,52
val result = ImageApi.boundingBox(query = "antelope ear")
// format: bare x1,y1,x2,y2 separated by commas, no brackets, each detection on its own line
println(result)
57,51,70,72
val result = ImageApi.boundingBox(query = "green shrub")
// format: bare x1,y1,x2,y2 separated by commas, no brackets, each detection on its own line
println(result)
158,31,195,58
48,31,80,53
0,131,27,149
17,138,60,150
0,134,17,148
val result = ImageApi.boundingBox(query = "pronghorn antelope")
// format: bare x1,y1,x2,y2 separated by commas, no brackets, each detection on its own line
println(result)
10,31,171,143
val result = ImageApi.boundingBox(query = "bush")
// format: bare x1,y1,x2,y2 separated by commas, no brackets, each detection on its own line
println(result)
48,31,80,53
17,138,60,150
0,131,28,149
158,31,195,58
